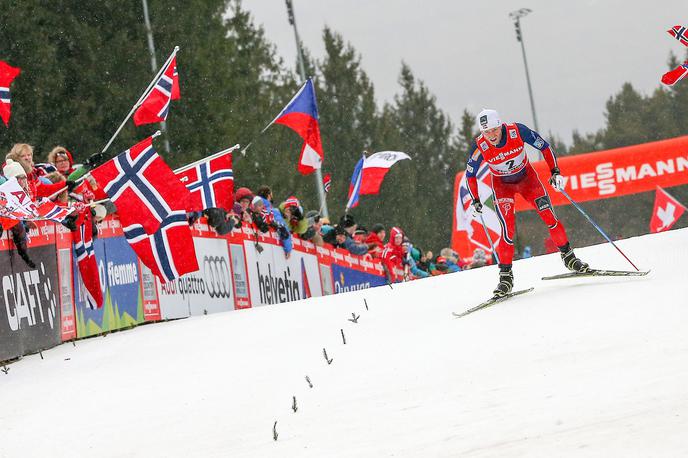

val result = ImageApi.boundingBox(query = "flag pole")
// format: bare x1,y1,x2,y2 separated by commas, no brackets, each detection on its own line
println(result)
174,144,240,174
98,47,179,157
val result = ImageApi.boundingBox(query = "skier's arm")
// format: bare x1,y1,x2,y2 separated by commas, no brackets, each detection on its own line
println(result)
465,141,483,202
516,123,558,172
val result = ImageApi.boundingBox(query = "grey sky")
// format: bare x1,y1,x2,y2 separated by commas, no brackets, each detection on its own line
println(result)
242,0,685,145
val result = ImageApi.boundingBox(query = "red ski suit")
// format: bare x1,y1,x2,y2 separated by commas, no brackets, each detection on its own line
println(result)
466,123,569,265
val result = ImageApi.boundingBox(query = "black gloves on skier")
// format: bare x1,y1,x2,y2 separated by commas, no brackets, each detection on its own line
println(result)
549,167,564,192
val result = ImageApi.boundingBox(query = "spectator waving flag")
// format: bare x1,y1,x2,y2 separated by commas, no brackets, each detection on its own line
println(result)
269,79,324,175
175,146,237,212
0,60,21,127
124,210,199,282
73,209,103,309
322,173,331,193
650,186,686,233
133,56,180,126
90,135,190,235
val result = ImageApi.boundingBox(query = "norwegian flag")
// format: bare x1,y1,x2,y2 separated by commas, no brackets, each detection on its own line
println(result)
90,136,190,235
650,186,686,233
175,149,234,212
124,210,199,282
661,61,688,86
35,199,74,223
668,25,688,47
0,60,21,127
73,209,103,309
133,56,180,126
322,173,331,193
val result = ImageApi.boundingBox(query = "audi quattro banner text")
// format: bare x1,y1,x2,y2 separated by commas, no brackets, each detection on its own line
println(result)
0,242,61,362
157,237,234,318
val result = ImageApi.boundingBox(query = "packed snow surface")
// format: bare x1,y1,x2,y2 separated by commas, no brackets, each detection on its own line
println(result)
1,229,687,458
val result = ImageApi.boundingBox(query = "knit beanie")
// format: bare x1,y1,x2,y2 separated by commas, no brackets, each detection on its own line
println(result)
3,159,26,179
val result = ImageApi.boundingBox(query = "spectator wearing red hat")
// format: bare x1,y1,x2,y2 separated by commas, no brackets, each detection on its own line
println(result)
47,146,76,178
233,187,254,226
381,226,405,283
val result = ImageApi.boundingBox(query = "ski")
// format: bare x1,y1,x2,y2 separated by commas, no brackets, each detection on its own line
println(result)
541,269,650,281
452,287,534,318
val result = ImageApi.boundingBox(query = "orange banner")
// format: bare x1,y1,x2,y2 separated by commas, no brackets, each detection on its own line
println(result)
521,135,688,210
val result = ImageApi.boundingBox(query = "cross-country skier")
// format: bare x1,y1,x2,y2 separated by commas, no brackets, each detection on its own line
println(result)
466,109,589,297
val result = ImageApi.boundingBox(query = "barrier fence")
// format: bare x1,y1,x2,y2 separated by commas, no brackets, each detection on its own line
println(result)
0,218,389,363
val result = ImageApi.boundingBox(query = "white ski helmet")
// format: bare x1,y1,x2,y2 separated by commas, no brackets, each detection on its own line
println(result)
477,109,502,132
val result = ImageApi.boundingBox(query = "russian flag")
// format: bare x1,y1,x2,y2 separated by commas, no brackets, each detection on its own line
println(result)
271,79,324,175
346,151,411,209
346,155,366,210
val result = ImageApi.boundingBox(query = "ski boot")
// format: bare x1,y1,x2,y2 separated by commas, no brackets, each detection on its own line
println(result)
493,264,514,298
559,243,590,273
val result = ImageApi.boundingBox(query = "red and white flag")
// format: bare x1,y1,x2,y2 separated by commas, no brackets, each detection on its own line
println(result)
133,56,180,126
322,173,331,193
73,209,103,309
175,148,235,212
0,60,21,127
650,186,686,233
35,199,74,223
124,210,199,282
90,136,190,235
358,151,411,195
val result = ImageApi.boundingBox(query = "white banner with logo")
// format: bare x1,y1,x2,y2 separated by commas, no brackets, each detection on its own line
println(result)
243,240,322,306
157,237,234,318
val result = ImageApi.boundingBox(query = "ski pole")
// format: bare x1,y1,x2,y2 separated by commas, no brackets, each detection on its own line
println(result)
559,188,639,271
478,213,500,265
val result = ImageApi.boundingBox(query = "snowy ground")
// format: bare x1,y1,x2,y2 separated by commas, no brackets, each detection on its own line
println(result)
1,229,687,458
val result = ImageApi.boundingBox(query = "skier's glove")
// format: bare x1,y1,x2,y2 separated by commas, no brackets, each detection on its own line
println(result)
471,200,483,218
549,167,565,192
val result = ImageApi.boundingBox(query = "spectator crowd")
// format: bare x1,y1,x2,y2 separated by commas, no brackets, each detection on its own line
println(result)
1,142,495,284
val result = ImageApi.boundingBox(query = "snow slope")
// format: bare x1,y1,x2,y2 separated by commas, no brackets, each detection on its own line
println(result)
1,229,687,458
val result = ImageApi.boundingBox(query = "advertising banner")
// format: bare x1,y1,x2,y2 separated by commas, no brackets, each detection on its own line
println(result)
74,235,145,338
0,241,61,362
243,239,322,306
331,264,388,294
157,237,234,318
229,243,251,309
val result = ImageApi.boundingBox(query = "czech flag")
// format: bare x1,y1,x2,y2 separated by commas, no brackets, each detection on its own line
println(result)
271,79,324,175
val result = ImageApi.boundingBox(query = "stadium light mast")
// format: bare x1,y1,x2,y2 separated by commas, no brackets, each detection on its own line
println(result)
285,0,329,218
510,8,544,161
141,0,172,155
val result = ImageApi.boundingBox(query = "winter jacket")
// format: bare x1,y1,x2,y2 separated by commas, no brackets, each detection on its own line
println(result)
364,232,385,258
262,197,293,255
382,227,405,283
278,202,309,236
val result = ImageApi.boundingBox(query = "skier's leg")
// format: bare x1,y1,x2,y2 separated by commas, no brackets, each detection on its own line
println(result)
491,177,515,296
521,169,589,272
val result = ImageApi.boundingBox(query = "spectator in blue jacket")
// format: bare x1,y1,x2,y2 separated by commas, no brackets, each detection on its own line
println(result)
256,186,293,258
